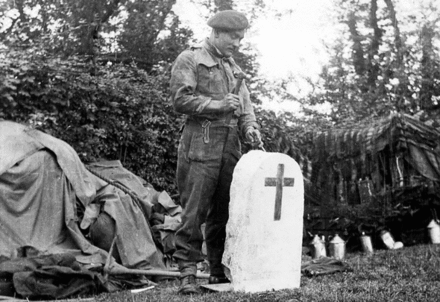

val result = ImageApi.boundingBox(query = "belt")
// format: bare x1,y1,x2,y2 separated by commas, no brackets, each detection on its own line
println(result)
186,116,238,127
186,116,238,144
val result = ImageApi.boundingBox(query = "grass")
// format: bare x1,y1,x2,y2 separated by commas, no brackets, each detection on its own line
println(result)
90,244,440,302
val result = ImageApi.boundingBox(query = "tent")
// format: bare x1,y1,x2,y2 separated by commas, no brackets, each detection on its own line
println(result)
303,113,440,244
0,121,179,299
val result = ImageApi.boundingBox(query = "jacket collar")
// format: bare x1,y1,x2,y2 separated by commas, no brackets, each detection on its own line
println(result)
205,38,225,58
194,38,235,68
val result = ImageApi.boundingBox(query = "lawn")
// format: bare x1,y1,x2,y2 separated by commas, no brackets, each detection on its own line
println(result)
89,244,440,302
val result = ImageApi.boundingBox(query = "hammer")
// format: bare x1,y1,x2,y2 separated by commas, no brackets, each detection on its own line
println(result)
233,71,247,95
231,71,246,118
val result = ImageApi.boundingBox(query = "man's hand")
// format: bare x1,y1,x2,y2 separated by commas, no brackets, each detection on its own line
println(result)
245,127,263,149
202,94,242,115
221,93,241,112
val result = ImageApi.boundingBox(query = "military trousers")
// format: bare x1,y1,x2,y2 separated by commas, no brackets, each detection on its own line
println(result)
173,119,241,276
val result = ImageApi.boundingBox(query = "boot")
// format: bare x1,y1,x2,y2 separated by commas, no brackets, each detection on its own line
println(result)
178,260,198,295
208,261,230,284
179,275,198,295
208,274,230,284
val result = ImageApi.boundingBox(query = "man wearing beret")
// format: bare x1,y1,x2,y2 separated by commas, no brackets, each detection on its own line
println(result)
169,10,262,294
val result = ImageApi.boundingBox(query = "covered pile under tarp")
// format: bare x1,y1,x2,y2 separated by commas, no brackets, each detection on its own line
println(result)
306,113,440,207
0,121,170,299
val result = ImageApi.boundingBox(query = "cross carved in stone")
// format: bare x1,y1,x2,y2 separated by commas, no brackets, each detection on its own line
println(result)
264,163,295,221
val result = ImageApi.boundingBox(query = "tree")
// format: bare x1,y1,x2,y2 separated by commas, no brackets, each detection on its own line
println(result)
3,0,440,193
214,0,233,11
347,10,366,78
307,0,440,125
0,0,194,193
0,0,124,56
420,21,440,110
114,0,192,71
0,0,271,193
0,0,191,72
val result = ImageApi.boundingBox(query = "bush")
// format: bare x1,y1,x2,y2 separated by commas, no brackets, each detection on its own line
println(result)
0,48,183,194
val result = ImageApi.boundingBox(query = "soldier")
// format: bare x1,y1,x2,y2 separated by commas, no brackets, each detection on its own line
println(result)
169,10,262,294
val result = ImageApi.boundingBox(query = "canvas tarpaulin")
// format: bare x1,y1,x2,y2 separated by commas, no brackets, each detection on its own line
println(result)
312,113,440,179
307,113,440,206
0,121,166,298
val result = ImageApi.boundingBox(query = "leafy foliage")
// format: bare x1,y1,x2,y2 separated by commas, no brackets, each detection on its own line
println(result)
306,0,440,126
115,0,192,71
0,0,115,55
2,0,440,207
0,0,289,196
0,0,195,194
0,48,183,193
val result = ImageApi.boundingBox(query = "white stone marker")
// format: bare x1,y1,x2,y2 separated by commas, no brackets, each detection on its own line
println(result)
222,150,304,293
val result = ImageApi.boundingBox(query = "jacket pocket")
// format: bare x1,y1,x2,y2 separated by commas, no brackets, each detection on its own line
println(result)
196,64,224,97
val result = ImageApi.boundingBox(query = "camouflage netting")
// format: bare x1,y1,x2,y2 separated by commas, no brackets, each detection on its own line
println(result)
302,113,440,247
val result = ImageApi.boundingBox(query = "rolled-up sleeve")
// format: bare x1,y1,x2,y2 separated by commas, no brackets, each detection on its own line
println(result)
170,50,212,115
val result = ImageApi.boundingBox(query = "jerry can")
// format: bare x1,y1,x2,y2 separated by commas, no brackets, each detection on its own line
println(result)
310,234,326,259
329,234,345,260
360,232,374,254
380,230,395,249
427,219,440,244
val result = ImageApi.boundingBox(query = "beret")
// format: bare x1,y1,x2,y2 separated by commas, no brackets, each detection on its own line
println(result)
207,10,249,31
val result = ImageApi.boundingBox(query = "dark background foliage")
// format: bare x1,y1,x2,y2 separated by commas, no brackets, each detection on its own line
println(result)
0,48,183,193
1,0,440,234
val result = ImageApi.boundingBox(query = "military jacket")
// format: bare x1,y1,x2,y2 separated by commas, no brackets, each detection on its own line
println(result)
170,38,259,136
